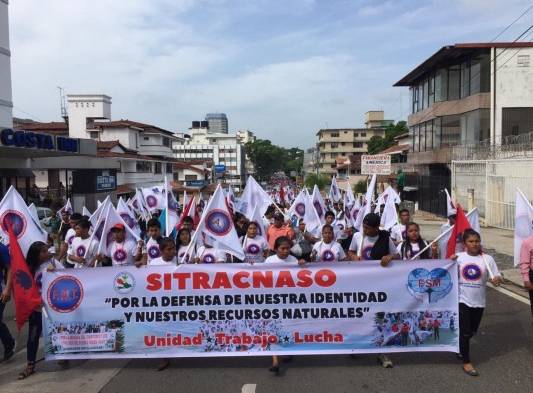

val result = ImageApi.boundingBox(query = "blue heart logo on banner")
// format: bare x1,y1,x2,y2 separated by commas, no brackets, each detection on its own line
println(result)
407,268,452,303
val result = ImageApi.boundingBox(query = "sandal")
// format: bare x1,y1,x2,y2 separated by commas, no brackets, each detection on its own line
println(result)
156,359,170,371
18,362,36,380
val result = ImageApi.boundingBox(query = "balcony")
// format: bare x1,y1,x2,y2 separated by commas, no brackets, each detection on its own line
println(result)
407,147,453,165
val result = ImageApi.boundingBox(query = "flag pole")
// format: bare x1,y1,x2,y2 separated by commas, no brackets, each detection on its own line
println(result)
410,208,477,260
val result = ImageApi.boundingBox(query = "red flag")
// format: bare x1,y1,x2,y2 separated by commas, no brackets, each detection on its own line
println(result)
175,196,195,231
446,205,471,258
7,226,41,330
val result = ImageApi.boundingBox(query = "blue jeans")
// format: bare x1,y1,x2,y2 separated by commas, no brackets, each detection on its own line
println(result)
0,301,15,352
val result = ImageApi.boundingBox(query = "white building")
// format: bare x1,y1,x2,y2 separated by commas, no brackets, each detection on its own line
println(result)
173,122,245,190
0,0,12,129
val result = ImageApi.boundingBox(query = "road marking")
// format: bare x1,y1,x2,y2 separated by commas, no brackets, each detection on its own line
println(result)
242,384,257,393
488,284,530,305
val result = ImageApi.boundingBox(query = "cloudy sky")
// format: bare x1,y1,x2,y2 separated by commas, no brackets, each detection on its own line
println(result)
8,0,533,147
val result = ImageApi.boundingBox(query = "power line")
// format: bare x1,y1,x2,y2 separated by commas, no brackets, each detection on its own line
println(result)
491,4,533,41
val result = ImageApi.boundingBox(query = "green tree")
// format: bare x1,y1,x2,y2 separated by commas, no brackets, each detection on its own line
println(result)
354,180,367,194
245,139,304,181
366,121,408,154
304,173,330,190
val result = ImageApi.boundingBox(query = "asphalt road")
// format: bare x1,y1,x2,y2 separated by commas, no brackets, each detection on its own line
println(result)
99,288,532,393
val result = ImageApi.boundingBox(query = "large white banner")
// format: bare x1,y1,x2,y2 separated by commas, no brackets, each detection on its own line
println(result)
42,260,459,359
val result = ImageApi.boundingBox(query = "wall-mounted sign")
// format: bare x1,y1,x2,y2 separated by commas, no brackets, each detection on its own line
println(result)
214,164,226,173
361,154,392,175
96,170,117,192
0,128,79,153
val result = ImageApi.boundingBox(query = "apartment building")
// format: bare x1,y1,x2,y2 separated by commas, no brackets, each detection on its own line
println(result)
394,42,533,215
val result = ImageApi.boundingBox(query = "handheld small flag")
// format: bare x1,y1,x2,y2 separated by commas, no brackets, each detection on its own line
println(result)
446,205,471,258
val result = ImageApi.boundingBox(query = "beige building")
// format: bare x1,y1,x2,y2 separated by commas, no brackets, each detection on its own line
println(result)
315,111,390,178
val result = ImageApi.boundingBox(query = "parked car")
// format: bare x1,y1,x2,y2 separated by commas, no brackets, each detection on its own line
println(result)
37,207,53,232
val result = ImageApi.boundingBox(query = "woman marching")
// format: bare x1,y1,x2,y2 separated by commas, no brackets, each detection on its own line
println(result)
396,222,439,260
18,241,63,380
452,229,502,376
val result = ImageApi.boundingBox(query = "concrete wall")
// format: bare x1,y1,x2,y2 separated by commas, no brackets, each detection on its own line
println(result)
102,127,138,149
0,0,12,129
493,47,533,144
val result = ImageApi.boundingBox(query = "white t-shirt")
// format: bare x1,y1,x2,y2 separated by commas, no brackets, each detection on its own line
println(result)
146,237,161,263
176,244,191,264
64,228,76,246
68,237,99,268
197,246,226,264
390,224,407,244
312,240,346,262
107,239,138,266
35,259,63,294
348,232,397,260
150,256,177,266
264,254,299,264
457,252,500,308
396,241,428,260
242,236,268,264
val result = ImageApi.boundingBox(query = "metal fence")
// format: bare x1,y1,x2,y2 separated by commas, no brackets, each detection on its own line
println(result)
451,158,533,230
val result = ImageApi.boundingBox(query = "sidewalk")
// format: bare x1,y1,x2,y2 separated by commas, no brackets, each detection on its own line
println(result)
414,212,530,299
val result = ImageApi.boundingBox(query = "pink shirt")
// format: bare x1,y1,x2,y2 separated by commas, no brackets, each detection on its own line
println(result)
519,236,533,282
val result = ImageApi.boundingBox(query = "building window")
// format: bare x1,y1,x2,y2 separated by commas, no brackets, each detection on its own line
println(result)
353,133,358,137
330,153,336,158
162,137,170,147
185,174,198,181
166,163,172,173
441,114,461,147
448,65,461,100
360,133,366,137
461,61,470,98
517,55,530,67
330,164,336,168
330,132,339,137
353,142,363,148
344,130,348,133
136,161,152,173
89,131,99,139
331,142,339,148
154,162,162,174
341,142,345,146
143,137,150,141
502,107,533,141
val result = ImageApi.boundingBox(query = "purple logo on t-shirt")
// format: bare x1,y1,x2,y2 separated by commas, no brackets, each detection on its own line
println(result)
148,245,160,259
247,244,261,255
76,245,86,257
202,253,215,263
114,249,127,262
322,249,335,262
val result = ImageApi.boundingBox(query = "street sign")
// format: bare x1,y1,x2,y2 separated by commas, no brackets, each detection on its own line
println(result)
361,154,391,175
185,180,207,187
214,164,226,173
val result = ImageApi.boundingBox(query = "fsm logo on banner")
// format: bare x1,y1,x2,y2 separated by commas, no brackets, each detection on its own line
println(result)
0,210,27,238
114,272,136,294
47,276,84,313
407,267,452,303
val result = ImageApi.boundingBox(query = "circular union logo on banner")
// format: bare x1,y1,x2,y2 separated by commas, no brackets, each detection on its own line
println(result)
0,210,27,238
205,209,232,236
47,276,84,313
114,272,136,294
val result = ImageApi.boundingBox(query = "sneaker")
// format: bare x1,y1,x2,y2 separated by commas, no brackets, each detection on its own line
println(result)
378,354,393,368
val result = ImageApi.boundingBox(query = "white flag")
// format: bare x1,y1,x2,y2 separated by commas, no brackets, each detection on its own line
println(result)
249,204,267,242
141,186,165,212
288,189,321,233
191,184,245,260
28,203,39,224
343,191,354,228
165,178,180,237
95,204,140,257
329,177,341,203
60,198,73,215
349,197,362,228
0,186,47,255
236,176,272,218
380,192,399,230
117,197,141,236
514,188,533,267
311,185,327,224
82,206,92,217
89,196,110,228
345,184,356,209
445,188,457,217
